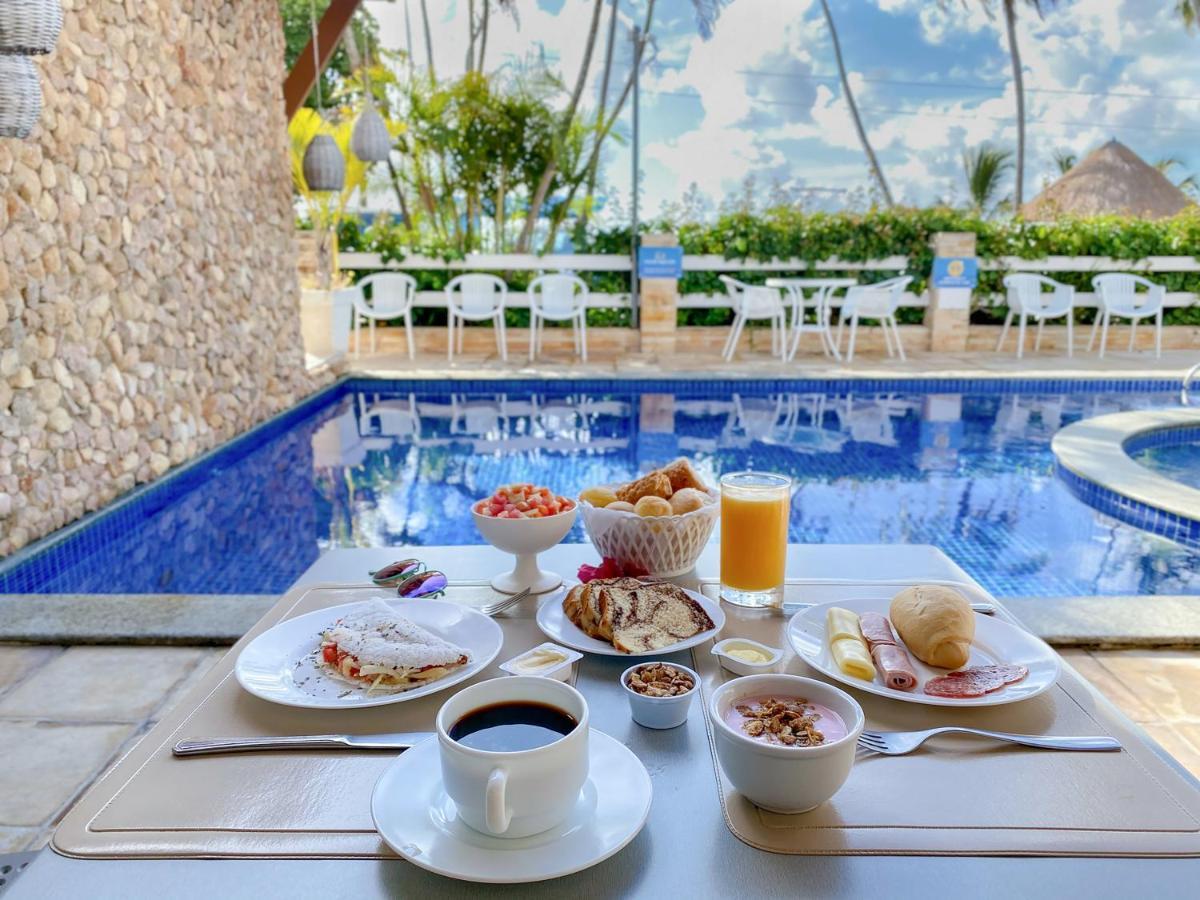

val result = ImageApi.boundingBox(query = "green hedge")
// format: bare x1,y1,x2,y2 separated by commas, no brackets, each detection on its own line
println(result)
333,208,1200,328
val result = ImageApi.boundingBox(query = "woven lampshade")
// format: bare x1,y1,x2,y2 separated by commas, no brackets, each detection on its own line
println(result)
0,56,42,138
0,0,63,55
302,133,345,192
350,106,391,163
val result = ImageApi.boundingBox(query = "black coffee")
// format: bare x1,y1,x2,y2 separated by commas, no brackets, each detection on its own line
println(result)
449,701,578,752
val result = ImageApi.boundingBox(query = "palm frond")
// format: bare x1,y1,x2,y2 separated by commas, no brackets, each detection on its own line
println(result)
962,143,1014,215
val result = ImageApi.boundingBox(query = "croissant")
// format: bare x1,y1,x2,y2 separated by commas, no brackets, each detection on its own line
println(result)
889,585,975,669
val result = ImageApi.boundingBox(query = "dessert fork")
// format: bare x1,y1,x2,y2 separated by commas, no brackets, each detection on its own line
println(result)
857,727,1122,755
480,587,532,616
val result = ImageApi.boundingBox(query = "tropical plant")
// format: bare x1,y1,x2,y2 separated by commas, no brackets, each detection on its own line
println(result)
1180,0,1199,30
1154,156,1200,198
819,0,894,207
963,144,1013,215
1052,148,1077,174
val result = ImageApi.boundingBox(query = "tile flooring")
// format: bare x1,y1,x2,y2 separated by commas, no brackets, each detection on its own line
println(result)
0,644,1197,856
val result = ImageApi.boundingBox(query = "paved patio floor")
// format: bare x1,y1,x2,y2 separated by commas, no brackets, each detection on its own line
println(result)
0,643,1197,855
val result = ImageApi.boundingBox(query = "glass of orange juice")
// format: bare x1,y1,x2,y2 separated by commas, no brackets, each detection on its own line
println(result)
720,472,791,608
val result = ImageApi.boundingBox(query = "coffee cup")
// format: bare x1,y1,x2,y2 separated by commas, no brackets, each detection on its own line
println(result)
436,675,589,838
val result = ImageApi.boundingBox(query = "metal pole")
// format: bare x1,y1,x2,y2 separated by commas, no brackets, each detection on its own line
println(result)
630,24,640,329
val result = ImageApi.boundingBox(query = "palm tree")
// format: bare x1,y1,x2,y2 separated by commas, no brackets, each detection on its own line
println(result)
962,143,1013,215
1154,156,1199,198
819,0,894,207
1179,1,1199,29
1051,148,1076,174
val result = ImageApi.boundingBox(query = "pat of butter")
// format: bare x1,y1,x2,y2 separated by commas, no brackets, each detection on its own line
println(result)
514,647,568,672
727,646,772,664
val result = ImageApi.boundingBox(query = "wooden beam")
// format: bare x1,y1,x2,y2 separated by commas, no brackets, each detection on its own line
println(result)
283,0,364,120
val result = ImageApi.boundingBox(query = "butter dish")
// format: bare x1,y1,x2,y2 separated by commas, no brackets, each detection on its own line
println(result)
711,638,784,676
499,642,582,682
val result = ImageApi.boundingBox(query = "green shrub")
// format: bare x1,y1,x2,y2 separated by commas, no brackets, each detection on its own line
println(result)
334,208,1200,327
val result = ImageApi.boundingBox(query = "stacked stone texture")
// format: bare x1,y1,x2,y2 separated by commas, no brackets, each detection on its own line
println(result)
0,0,325,556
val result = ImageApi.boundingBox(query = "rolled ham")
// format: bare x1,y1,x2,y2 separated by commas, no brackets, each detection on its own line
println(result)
858,612,918,692
871,642,918,691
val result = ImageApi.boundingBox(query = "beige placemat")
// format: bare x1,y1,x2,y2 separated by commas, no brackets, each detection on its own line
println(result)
53,583,561,859
694,579,1200,857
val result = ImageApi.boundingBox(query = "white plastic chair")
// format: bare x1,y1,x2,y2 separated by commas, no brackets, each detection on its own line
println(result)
996,274,1075,359
1089,274,1165,358
718,276,787,361
445,274,508,362
835,276,914,362
528,274,589,362
349,273,416,359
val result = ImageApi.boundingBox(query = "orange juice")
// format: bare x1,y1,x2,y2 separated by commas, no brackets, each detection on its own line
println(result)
720,472,790,607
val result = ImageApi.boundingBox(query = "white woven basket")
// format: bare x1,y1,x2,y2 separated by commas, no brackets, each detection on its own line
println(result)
0,56,41,139
0,0,63,55
577,488,720,577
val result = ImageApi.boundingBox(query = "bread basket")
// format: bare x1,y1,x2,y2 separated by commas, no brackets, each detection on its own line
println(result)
577,488,719,577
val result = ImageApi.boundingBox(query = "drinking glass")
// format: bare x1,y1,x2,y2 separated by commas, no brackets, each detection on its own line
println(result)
719,472,791,608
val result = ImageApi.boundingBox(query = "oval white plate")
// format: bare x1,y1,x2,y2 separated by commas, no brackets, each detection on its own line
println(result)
372,731,651,883
536,583,724,657
787,598,1061,707
235,597,503,709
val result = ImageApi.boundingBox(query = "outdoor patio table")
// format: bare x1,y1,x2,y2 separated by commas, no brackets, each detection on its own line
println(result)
764,277,857,361
13,544,1200,900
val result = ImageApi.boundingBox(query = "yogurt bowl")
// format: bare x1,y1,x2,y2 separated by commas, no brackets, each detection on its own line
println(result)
708,674,864,814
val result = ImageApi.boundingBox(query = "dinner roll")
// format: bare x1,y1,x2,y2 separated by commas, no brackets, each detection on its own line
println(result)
669,487,708,515
634,495,673,517
580,486,619,508
889,585,975,669
606,500,636,513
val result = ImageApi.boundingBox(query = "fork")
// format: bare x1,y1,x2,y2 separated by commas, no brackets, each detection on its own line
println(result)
479,587,532,616
857,727,1122,755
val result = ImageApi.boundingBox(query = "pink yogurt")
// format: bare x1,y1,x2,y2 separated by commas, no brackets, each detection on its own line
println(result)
723,694,848,745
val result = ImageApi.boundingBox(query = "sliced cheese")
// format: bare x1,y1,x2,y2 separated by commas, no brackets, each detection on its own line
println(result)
826,606,864,644
831,637,877,681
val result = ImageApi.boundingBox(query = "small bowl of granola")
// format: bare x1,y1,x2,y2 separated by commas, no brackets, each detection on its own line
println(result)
708,674,864,814
621,661,699,730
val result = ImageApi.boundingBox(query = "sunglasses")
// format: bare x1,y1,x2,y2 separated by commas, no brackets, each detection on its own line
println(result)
368,559,448,598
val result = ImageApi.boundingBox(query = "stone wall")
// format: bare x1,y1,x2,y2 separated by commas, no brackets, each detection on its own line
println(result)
0,0,321,556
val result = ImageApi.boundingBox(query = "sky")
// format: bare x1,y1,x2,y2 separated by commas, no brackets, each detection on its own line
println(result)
364,0,1200,219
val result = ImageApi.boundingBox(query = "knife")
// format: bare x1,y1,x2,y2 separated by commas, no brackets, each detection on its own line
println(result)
782,602,997,616
173,733,434,757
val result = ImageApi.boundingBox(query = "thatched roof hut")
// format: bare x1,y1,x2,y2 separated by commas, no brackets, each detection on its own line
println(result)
1022,139,1195,220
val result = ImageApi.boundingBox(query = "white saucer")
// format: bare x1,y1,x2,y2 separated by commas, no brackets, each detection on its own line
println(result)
371,730,652,883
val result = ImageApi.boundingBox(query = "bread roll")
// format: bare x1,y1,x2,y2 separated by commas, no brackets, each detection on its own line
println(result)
669,487,708,515
616,471,672,504
606,501,636,513
889,585,975,669
635,495,673,517
580,486,619,508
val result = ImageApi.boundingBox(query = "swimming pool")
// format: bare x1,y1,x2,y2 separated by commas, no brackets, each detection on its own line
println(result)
1,378,1196,599
1130,430,1200,490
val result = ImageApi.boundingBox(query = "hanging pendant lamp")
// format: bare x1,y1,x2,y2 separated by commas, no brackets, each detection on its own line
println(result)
0,55,42,138
301,0,344,193
351,105,391,163
350,31,392,163
0,0,63,55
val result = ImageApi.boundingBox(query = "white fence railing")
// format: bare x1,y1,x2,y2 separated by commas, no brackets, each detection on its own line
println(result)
338,252,1200,313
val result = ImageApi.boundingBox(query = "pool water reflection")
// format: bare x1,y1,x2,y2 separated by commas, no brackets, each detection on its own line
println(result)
4,381,1197,598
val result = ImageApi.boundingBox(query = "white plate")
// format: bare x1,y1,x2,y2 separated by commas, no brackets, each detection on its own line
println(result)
235,597,503,709
536,584,725,657
372,730,651,883
787,597,1061,707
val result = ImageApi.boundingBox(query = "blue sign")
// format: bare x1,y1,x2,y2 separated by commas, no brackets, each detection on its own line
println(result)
637,246,683,279
931,256,978,288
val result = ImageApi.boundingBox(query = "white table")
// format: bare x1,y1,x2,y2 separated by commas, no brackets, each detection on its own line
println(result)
765,277,858,361
13,544,1200,899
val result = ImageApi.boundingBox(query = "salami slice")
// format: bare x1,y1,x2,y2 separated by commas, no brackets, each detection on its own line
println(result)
923,664,1028,698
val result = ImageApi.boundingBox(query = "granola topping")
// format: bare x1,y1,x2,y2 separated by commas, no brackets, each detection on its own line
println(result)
625,663,695,697
729,695,830,746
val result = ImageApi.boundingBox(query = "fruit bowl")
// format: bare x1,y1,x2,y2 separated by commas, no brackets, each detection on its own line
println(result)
472,485,577,593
